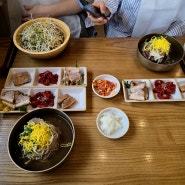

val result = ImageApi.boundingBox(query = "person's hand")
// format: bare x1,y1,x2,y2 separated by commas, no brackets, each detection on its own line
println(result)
87,1,110,25
22,5,50,22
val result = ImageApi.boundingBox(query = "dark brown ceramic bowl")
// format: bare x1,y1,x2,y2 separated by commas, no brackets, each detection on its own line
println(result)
8,108,75,172
137,33,184,72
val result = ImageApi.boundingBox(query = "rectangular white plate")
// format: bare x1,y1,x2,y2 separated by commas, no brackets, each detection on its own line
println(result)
27,88,58,112
33,67,61,87
1,67,87,113
4,67,87,88
122,78,185,102
57,87,86,111
61,67,87,87
4,68,35,88
0,88,31,113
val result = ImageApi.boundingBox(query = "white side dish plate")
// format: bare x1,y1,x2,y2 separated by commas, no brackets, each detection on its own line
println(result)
33,67,61,87
0,67,87,113
4,68,35,88
57,87,86,111
122,78,185,102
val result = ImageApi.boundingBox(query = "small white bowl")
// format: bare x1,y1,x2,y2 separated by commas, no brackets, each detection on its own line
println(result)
96,107,129,139
92,74,120,98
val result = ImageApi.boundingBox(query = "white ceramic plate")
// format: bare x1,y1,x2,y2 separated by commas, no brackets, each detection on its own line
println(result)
4,68,35,88
92,74,120,98
33,67,61,87
96,107,129,139
57,87,86,111
61,67,87,87
176,78,185,99
1,67,87,113
122,78,185,102
27,88,58,112
150,79,182,100
0,88,31,113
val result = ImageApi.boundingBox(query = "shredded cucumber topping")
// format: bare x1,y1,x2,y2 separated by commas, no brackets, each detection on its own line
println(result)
20,19,64,52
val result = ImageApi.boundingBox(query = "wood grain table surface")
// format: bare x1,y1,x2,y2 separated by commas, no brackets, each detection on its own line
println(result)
0,36,185,185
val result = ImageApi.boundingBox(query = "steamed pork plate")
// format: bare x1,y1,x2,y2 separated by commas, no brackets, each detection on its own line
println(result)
62,67,84,85
19,118,61,165
129,81,149,101
142,36,171,64
0,90,30,112
20,20,64,52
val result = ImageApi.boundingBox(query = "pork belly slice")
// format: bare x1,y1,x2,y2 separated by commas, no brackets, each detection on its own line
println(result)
15,93,30,108
13,71,31,86
58,93,77,109
65,67,82,85
129,81,149,101
1,91,30,109
0,90,14,103
129,90,145,101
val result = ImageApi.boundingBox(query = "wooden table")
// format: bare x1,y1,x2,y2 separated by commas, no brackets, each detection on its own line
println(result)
0,37,185,185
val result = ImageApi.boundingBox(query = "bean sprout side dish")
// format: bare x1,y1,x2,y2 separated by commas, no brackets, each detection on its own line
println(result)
20,20,64,52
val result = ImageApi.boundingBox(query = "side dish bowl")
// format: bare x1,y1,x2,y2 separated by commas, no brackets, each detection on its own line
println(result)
8,108,75,172
96,107,129,139
92,74,120,98
137,33,184,72
13,17,70,59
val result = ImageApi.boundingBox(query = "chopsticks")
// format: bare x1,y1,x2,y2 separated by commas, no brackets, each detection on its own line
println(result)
180,43,185,74
180,57,185,74
0,38,18,77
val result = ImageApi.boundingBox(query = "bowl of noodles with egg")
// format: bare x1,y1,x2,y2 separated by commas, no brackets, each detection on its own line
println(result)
13,17,70,59
137,33,184,72
8,108,75,172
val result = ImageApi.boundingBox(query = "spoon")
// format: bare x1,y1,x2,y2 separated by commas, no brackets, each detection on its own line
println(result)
0,39,17,77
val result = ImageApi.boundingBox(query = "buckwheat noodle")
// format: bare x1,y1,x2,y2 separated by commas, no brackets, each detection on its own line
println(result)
19,118,64,165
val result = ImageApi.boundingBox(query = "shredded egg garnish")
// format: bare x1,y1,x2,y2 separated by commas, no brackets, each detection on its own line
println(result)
19,120,54,153
143,36,171,55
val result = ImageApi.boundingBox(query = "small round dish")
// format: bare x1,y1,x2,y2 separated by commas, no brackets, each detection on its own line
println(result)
96,107,129,139
92,74,120,98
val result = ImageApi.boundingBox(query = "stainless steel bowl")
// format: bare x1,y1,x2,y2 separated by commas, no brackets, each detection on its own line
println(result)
137,33,184,72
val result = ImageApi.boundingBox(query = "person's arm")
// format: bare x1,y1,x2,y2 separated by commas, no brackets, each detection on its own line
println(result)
22,0,94,22
164,20,185,36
